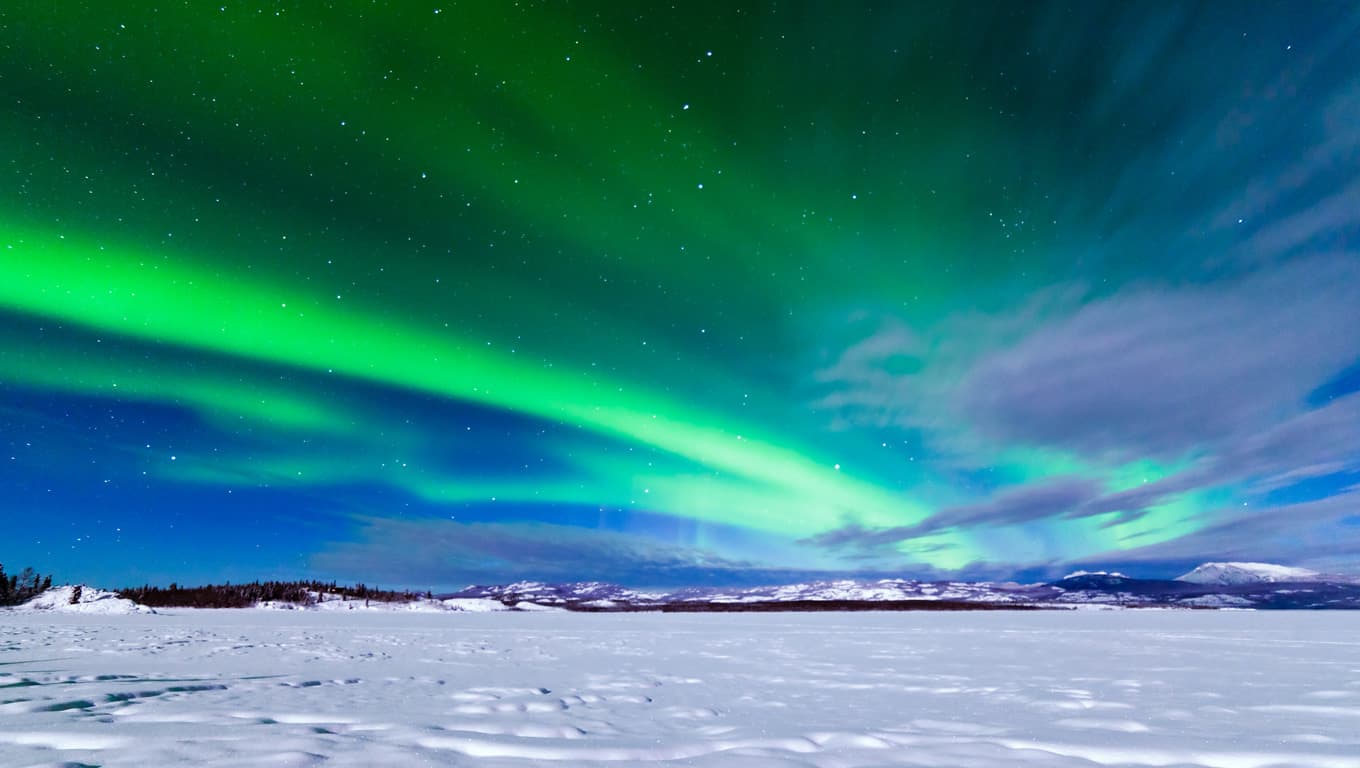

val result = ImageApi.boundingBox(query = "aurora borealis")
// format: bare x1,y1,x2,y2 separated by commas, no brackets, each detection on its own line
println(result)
2,3,1358,589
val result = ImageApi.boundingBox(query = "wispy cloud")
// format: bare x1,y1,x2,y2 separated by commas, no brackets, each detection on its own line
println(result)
311,517,952,589
809,476,1103,548
1073,490,1360,572
813,256,1360,559
959,256,1360,461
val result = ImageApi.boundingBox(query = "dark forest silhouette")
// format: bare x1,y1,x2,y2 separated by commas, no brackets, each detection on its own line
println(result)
0,563,53,606
119,581,429,608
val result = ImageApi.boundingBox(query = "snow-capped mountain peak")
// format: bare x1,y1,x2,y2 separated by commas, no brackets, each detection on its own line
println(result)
1176,562,1320,585
1062,570,1128,580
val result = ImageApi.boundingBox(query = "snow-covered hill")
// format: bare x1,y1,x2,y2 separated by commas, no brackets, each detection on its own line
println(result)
1176,562,1321,585
11,585,155,614
5,587,518,614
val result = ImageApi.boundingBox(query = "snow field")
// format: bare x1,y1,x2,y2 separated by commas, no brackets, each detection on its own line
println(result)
2,610,1360,767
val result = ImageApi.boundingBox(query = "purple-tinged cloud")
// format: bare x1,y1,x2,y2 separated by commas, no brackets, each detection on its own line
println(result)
809,476,1103,548
1070,490,1360,573
312,517,954,589
959,257,1360,461
808,392,1360,553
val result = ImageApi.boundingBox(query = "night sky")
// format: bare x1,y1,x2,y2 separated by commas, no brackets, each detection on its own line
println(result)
2,2,1358,590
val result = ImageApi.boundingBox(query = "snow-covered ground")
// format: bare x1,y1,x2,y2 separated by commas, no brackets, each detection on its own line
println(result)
2,610,1359,767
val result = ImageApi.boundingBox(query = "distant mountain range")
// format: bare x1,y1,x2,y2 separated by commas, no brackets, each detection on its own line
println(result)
446,562,1360,611
11,562,1358,613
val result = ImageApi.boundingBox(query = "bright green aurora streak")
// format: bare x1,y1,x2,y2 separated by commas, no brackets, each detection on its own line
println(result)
0,223,934,539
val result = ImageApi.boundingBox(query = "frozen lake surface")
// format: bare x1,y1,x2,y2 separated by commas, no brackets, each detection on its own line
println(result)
3,609,1360,767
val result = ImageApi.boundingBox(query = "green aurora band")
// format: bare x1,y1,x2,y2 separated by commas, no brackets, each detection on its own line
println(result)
0,223,930,532
0,215,1196,568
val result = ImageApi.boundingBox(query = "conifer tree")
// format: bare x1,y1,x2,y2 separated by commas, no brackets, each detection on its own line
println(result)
0,563,53,606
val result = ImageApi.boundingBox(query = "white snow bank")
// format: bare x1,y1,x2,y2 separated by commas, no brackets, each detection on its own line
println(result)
441,598,513,612
510,601,566,611
255,593,510,612
305,594,445,612
12,585,155,614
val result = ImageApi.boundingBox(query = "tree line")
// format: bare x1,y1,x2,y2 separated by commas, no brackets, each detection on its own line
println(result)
118,580,430,608
0,563,53,606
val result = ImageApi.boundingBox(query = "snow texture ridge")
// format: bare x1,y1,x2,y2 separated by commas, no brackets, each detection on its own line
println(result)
3,610,1360,767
